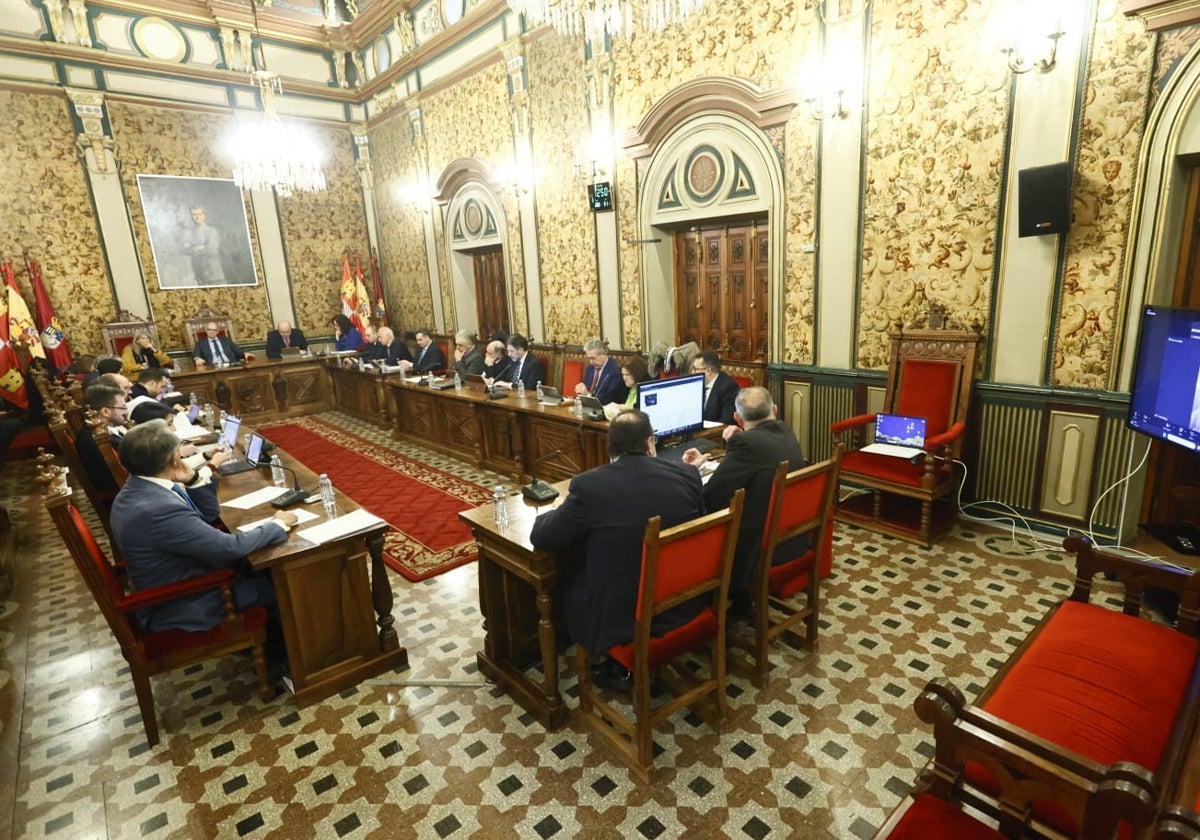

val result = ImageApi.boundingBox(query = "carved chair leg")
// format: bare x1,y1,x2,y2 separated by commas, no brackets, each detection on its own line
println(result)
576,646,594,715
132,668,159,747
252,641,275,702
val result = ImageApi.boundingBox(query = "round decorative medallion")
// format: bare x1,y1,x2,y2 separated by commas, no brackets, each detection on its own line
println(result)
464,200,484,236
131,17,187,63
684,146,725,203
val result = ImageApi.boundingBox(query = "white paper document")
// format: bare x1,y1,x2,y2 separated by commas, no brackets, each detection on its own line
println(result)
223,486,289,509
296,508,385,545
702,420,724,429
237,508,320,533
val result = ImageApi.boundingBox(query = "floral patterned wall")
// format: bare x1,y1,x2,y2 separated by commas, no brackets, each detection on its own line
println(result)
1051,1,1155,389
421,60,514,332
858,0,1010,369
0,90,113,357
368,111,433,336
527,33,597,343
107,101,273,350
276,122,370,339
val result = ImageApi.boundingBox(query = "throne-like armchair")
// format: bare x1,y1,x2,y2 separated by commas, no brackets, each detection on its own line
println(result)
101,310,161,357
830,321,981,547
183,305,236,349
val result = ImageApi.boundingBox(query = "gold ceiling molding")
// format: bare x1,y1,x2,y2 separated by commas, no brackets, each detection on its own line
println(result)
1123,0,1200,31
620,77,799,160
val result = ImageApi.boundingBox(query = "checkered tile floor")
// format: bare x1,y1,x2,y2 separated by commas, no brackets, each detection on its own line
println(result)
0,412,1102,838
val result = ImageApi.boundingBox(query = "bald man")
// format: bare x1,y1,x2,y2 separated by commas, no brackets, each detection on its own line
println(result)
265,320,308,359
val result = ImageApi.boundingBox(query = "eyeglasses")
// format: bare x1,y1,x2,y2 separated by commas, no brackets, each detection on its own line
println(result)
107,404,126,411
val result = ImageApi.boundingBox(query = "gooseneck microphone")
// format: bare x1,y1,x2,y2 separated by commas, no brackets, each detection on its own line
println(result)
523,449,562,503
257,459,310,508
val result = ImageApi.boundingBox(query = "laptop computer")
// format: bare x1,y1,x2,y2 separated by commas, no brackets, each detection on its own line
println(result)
219,415,241,450
860,413,927,459
579,395,605,421
216,432,265,476
281,347,303,357
537,385,563,405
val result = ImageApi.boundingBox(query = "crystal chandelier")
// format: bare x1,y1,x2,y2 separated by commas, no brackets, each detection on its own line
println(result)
225,4,326,197
507,0,705,42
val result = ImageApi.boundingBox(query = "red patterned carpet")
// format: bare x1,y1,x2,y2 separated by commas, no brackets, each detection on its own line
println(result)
260,417,493,581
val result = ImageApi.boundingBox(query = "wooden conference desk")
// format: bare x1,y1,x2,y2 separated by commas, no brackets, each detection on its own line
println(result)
385,377,610,485
459,486,569,730
216,446,408,707
171,355,334,424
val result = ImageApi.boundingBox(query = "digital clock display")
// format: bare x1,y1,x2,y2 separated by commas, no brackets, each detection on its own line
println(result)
588,181,613,212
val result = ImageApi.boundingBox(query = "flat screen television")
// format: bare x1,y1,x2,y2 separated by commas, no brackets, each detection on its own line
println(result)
1127,305,1200,452
637,373,705,439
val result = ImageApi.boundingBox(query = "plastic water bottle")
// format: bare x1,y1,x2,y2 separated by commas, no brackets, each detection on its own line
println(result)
188,392,197,407
493,486,508,527
218,409,228,429
270,454,286,487
573,399,583,419
517,378,526,399
536,380,543,401
202,402,214,429
453,370,462,392
318,474,336,516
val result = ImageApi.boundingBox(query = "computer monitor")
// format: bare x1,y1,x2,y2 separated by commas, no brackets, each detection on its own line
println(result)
221,415,241,449
1128,305,1200,452
637,373,705,439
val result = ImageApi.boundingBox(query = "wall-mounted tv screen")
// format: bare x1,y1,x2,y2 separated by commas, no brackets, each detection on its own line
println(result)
1128,305,1200,452
637,373,705,439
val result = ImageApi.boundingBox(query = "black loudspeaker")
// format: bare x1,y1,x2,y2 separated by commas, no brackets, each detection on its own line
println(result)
1017,162,1072,238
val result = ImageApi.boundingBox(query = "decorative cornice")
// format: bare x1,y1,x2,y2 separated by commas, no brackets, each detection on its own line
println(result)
434,157,498,202
620,76,798,160
1122,0,1200,31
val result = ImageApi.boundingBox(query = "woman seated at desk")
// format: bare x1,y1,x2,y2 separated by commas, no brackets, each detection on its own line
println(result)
332,314,363,353
121,331,173,375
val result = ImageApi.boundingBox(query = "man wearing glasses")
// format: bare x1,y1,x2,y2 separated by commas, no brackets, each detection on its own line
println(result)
192,321,246,367
574,338,628,406
75,382,130,497
452,330,484,377
692,351,739,426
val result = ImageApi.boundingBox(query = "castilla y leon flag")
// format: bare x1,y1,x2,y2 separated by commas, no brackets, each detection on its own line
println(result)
339,253,366,334
2,261,43,362
0,265,28,410
354,255,372,330
28,259,72,368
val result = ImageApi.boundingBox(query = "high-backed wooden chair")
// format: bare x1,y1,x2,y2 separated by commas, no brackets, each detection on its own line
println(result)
88,411,128,490
101,310,161,357
38,462,274,747
559,345,587,395
575,490,744,781
183,304,235,349
873,678,1158,839
830,325,981,547
44,412,120,546
734,445,842,687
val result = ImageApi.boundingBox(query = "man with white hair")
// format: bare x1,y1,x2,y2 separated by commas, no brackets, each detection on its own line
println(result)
376,327,412,366
453,330,484,376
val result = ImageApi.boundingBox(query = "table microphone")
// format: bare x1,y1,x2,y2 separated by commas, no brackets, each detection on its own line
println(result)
257,460,310,508
523,449,562,503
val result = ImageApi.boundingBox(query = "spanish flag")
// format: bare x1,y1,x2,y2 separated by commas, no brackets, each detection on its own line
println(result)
0,269,28,409
2,261,43,361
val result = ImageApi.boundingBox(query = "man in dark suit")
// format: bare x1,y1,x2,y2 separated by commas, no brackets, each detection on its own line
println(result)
406,328,445,373
110,420,296,633
76,382,129,496
453,330,485,376
575,338,629,405
192,320,246,367
264,320,308,359
531,411,705,691
376,327,412,366
497,333,544,391
693,351,739,425
684,386,807,613
481,340,511,381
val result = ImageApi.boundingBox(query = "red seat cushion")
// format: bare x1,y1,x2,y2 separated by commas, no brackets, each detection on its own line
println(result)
840,450,957,488
562,359,584,394
732,375,752,389
139,605,268,659
3,426,56,461
886,793,1003,840
608,606,719,672
967,600,1199,834
767,525,834,598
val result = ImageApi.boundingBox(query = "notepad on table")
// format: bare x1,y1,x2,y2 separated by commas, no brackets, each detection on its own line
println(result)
296,508,385,545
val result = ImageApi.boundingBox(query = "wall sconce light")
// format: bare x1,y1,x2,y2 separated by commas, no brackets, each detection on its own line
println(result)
1002,19,1064,74
804,88,848,121
575,160,606,182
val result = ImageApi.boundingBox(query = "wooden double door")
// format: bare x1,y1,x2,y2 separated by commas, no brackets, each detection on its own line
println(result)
472,246,510,341
674,221,768,362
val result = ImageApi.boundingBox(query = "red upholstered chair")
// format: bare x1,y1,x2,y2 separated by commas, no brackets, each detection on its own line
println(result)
734,445,842,687
559,346,586,394
101,310,162,357
183,305,235,349
576,489,744,782
874,679,1159,839
38,463,274,747
830,326,981,547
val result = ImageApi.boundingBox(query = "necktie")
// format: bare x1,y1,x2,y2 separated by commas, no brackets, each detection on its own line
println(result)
170,484,197,512
283,333,290,348
417,347,426,367
210,338,226,363
512,359,523,384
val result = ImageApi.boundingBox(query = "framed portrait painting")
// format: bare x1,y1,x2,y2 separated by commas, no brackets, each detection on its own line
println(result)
137,175,258,289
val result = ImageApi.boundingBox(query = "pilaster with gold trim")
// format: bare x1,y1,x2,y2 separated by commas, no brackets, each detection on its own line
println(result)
406,97,444,332
585,38,621,347
501,35,542,340
64,88,149,319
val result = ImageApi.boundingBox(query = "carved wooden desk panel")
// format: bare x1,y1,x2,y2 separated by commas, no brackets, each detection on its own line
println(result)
171,357,332,423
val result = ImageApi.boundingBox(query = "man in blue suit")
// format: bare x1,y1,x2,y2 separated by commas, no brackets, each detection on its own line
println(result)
110,420,296,633
574,338,629,405
530,410,705,691
192,320,246,367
